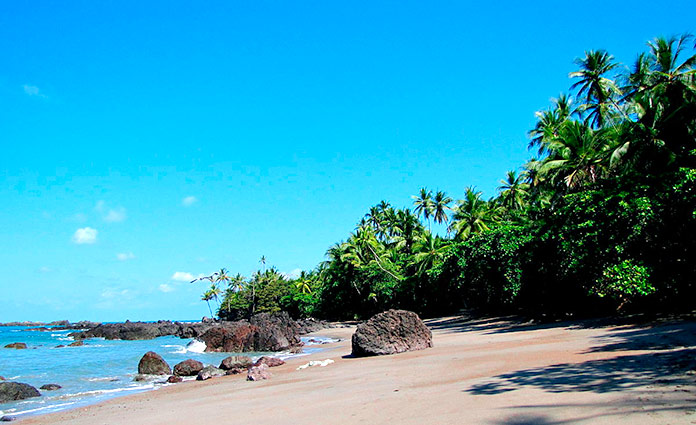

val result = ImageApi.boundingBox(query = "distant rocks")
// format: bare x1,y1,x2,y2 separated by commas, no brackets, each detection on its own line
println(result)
0,382,41,403
23,321,101,332
3,343,27,349
196,366,225,381
137,351,172,375
173,359,203,377
246,364,272,381
68,341,84,347
351,309,432,357
296,318,333,335
39,384,62,391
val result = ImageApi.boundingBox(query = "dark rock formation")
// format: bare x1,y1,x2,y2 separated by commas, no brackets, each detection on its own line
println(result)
247,364,271,381
196,366,225,381
296,318,333,335
0,415,16,421
351,309,432,357
55,345,65,348
0,382,41,403
173,359,204,377
3,343,27,349
199,312,302,352
166,375,183,384
68,341,84,347
39,384,62,391
70,320,214,341
254,356,285,368
219,355,253,371
137,351,172,375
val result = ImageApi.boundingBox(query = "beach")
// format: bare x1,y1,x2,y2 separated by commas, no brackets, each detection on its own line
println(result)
19,315,696,425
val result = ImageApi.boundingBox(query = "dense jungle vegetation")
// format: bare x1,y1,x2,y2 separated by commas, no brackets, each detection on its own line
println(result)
196,34,696,321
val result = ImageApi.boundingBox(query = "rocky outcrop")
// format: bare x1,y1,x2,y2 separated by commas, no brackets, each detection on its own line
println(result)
219,355,253,371
247,364,271,381
173,359,204,377
351,309,432,357
296,318,333,335
70,320,215,341
254,356,285,368
0,382,41,402
166,375,183,383
137,351,172,375
196,366,225,381
3,343,27,349
199,312,302,353
39,384,61,391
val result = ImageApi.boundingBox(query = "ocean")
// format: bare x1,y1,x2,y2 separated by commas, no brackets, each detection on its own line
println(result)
0,324,331,419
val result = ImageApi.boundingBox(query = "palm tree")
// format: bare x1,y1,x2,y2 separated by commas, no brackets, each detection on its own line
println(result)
412,188,434,230
295,271,314,294
259,255,266,273
449,188,500,240
201,289,215,318
411,231,450,274
498,170,530,210
528,94,573,155
432,190,452,227
569,50,621,128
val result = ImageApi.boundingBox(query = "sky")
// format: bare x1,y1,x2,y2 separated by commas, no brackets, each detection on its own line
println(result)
1,0,694,322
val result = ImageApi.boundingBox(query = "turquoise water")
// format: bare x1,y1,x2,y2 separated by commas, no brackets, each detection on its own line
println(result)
0,325,328,419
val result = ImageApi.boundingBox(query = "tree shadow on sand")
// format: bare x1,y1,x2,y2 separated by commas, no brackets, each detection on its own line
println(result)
467,348,696,395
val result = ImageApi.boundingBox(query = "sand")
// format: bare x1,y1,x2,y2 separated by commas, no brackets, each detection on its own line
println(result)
21,315,696,425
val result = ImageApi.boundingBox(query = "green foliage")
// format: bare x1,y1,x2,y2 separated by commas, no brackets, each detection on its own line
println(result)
593,259,655,302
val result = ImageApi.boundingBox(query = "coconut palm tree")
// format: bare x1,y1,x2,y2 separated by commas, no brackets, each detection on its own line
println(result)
498,170,530,211
449,188,500,240
432,190,453,227
570,50,621,128
411,231,450,274
412,188,434,230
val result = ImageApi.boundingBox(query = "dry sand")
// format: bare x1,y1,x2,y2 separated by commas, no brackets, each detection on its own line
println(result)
21,315,696,425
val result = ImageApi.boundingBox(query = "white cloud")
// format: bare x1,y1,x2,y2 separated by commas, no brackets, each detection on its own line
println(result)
72,227,98,244
171,271,195,282
283,268,303,279
158,284,175,293
116,252,135,261
182,196,198,207
96,201,127,222
100,288,130,299
23,84,45,97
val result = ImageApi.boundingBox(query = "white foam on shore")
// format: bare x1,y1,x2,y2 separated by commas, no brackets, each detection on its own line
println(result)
185,339,206,353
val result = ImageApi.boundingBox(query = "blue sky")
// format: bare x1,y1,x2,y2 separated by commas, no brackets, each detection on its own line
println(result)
1,1,694,322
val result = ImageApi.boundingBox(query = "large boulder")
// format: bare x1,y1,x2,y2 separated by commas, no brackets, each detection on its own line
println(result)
196,366,225,381
137,351,172,375
199,312,302,352
219,355,253,371
351,309,432,357
0,382,40,403
4,343,27,349
173,359,204,377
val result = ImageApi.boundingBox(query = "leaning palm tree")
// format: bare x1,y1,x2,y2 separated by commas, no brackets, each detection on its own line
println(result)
201,289,216,318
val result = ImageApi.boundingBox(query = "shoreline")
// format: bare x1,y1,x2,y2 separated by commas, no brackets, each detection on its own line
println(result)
17,316,696,425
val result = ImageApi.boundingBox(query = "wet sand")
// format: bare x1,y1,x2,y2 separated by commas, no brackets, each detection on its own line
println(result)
21,315,696,424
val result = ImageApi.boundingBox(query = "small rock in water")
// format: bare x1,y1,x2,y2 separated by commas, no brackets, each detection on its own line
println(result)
167,375,183,383
137,351,172,375
40,384,62,391
55,345,65,348
0,382,41,403
68,341,84,347
247,364,272,381
173,359,204,377
3,343,27,349
253,356,285,368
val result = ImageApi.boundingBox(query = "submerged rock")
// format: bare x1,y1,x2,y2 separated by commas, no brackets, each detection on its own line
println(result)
68,341,83,347
39,384,62,391
196,366,225,381
351,309,432,357
3,343,27,349
137,351,172,375
0,382,41,403
246,364,272,381
173,359,204,377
